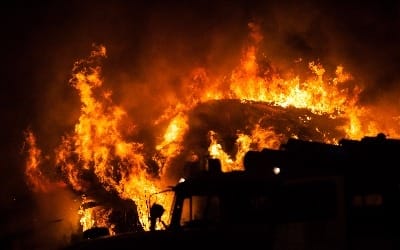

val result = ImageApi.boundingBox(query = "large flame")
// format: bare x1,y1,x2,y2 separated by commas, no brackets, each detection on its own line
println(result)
24,22,400,236
53,45,172,231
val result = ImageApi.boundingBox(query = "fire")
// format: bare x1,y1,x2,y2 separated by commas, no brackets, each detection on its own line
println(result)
208,130,236,171
24,21,400,237
229,24,357,116
24,130,50,192
53,44,170,231
208,126,284,172
78,196,112,233
155,112,189,175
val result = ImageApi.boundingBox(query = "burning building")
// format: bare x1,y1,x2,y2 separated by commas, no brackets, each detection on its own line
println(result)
20,14,400,248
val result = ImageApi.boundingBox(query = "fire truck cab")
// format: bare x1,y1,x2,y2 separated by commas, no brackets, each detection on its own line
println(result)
159,134,400,249
163,168,345,249
65,134,400,250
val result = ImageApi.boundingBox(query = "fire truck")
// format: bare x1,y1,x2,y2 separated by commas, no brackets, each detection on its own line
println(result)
65,134,400,250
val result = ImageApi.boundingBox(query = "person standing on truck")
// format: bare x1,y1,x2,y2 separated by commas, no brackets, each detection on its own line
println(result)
149,203,166,231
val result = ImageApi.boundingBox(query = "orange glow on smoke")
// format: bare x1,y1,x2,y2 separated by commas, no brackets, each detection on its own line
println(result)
25,22,400,235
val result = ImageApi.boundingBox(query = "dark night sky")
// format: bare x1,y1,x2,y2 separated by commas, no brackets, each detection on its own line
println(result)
1,0,400,248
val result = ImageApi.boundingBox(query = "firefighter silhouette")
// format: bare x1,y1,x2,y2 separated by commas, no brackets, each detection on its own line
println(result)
149,203,166,231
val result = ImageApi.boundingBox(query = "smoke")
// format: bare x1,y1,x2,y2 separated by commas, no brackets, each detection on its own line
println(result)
259,1,400,108
107,1,251,127
1,186,81,250
4,0,399,137
16,0,400,147
28,188,81,249
91,0,400,137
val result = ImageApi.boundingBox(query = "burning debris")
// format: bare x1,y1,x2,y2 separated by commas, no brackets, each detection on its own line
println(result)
23,21,400,246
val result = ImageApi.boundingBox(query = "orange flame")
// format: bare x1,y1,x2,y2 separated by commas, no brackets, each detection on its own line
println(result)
53,45,170,231
208,126,284,171
155,112,189,175
78,196,113,233
24,130,51,192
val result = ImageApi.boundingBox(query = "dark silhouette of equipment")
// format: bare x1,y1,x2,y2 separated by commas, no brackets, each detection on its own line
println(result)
244,133,400,178
64,133,400,250
149,203,165,231
241,133,400,249
83,227,109,239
